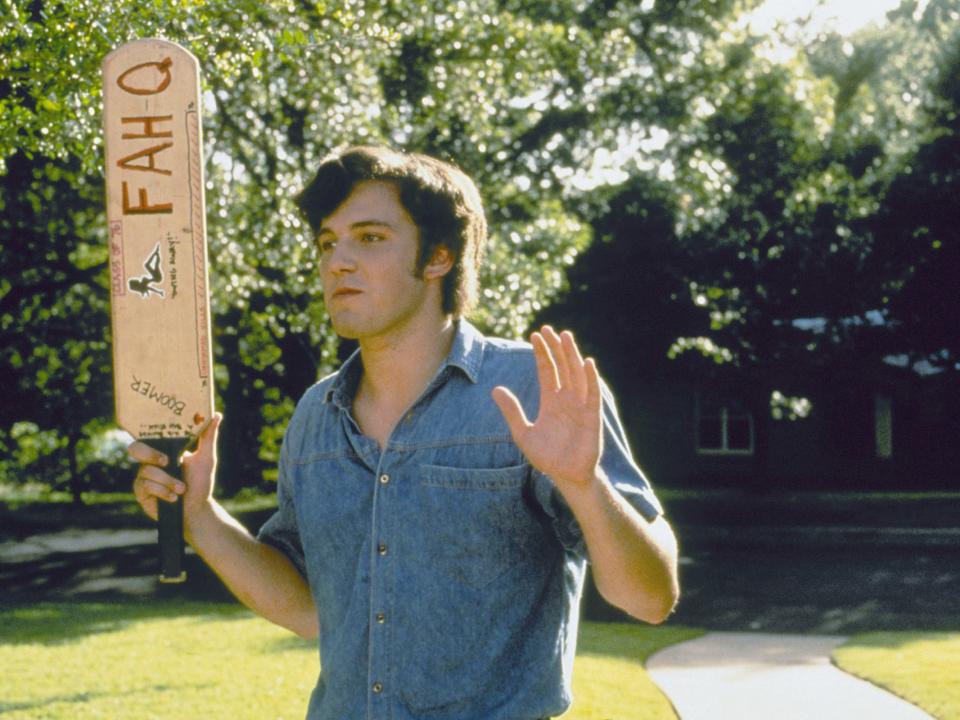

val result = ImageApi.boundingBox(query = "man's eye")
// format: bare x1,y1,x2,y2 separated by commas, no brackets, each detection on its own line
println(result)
361,233,384,243
317,238,336,253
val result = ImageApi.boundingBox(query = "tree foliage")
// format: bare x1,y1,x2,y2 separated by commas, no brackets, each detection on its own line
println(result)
545,0,960,409
1,0,743,497
5,0,957,498
865,16,960,372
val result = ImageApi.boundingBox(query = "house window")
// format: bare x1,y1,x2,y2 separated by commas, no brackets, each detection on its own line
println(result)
696,395,754,455
874,394,893,459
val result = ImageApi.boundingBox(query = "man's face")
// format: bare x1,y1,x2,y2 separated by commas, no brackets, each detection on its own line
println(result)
317,180,438,341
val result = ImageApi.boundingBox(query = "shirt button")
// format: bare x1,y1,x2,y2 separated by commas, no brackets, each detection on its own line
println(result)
379,473,390,485
372,681,383,694
376,612,386,624
378,542,388,556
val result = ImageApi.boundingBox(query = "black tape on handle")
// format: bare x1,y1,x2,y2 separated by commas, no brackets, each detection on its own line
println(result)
153,437,189,584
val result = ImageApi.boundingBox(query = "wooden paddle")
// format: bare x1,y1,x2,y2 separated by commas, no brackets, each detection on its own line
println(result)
102,38,214,583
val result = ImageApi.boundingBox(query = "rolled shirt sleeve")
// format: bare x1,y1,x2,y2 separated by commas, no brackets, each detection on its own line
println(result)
256,443,308,580
532,379,663,558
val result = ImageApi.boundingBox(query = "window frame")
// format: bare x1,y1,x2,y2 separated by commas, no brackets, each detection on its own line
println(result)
695,394,755,456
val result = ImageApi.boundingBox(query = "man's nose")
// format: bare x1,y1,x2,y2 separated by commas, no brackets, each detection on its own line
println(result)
326,240,357,273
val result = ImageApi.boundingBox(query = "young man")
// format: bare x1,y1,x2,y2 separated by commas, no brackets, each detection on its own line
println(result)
131,146,679,720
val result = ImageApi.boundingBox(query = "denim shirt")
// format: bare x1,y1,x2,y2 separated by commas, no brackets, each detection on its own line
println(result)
257,320,663,720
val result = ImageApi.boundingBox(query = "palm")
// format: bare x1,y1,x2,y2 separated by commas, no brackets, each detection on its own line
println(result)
492,327,603,490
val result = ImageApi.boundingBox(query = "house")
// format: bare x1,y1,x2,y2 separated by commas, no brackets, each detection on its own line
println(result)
618,355,958,491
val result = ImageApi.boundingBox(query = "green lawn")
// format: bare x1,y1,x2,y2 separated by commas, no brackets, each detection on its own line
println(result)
0,601,698,719
570,622,700,718
834,631,960,720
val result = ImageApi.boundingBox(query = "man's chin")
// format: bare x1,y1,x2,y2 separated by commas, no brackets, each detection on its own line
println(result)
331,324,360,340
328,315,363,340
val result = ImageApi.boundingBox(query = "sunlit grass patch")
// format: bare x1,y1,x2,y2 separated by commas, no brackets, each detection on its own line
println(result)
0,602,694,719
0,602,317,719
833,631,960,720
566,622,702,719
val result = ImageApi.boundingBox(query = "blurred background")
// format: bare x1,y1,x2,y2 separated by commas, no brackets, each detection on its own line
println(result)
1,0,958,628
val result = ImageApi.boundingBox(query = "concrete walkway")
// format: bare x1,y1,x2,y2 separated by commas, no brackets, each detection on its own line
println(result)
647,632,933,719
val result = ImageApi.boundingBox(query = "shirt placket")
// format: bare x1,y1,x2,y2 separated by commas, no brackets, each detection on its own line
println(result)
367,450,395,719
350,371,448,719
338,404,393,719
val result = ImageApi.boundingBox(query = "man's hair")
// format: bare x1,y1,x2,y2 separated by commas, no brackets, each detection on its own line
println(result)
296,145,487,317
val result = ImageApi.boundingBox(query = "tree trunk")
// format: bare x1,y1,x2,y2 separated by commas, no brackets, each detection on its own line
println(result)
68,431,85,506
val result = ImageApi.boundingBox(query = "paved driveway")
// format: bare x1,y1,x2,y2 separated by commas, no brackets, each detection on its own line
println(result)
647,632,933,719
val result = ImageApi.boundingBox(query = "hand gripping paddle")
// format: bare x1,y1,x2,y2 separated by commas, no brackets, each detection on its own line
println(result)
102,39,214,583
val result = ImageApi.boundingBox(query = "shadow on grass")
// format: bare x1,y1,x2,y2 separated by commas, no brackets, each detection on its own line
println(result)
2,543,241,606
263,634,317,654
838,630,960,651
0,600,251,646
670,542,960,633
575,622,703,664
0,497,277,543
0,500,148,542
3,545,155,597
0,682,212,715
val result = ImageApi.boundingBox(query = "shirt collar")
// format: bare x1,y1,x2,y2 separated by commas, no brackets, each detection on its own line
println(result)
444,318,483,384
323,318,483,407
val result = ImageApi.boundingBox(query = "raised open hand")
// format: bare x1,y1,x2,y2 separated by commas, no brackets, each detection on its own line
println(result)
492,326,603,493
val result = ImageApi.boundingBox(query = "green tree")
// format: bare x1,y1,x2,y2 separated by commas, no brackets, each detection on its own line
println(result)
646,0,959,380
0,151,113,502
532,0,960,492
1,0,745,497
864,20,960,373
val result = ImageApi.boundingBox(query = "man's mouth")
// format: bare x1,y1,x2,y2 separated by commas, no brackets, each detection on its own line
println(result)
332,287,362,299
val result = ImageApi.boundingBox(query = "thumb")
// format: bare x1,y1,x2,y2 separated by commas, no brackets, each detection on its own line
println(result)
185,412,222,462
492,386,531,440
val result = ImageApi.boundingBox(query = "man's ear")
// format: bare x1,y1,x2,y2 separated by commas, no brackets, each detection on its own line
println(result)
423,245,454,280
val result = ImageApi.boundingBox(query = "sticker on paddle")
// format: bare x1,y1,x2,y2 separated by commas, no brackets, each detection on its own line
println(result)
102,38,214,584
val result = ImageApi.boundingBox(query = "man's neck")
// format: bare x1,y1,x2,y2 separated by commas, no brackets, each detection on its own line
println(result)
352,313,457,443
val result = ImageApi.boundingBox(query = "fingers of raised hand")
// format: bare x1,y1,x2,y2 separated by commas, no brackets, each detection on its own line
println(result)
560,330,589,402
491,385,532,438
583,356,601,412
540,326,571,390
536,326,591,403
531,330,561,393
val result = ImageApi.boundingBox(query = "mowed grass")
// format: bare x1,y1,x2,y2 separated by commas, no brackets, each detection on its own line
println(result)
833,632,960,720
0,602,698,719
569,622,700,719
0,603,317,719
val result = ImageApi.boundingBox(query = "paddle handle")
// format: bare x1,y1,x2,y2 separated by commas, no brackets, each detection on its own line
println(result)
153,437,188,584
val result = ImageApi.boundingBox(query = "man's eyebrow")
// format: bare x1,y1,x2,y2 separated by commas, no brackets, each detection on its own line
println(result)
317,220,395,236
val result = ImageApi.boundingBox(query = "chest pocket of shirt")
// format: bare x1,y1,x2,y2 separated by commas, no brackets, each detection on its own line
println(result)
411,463,534,590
